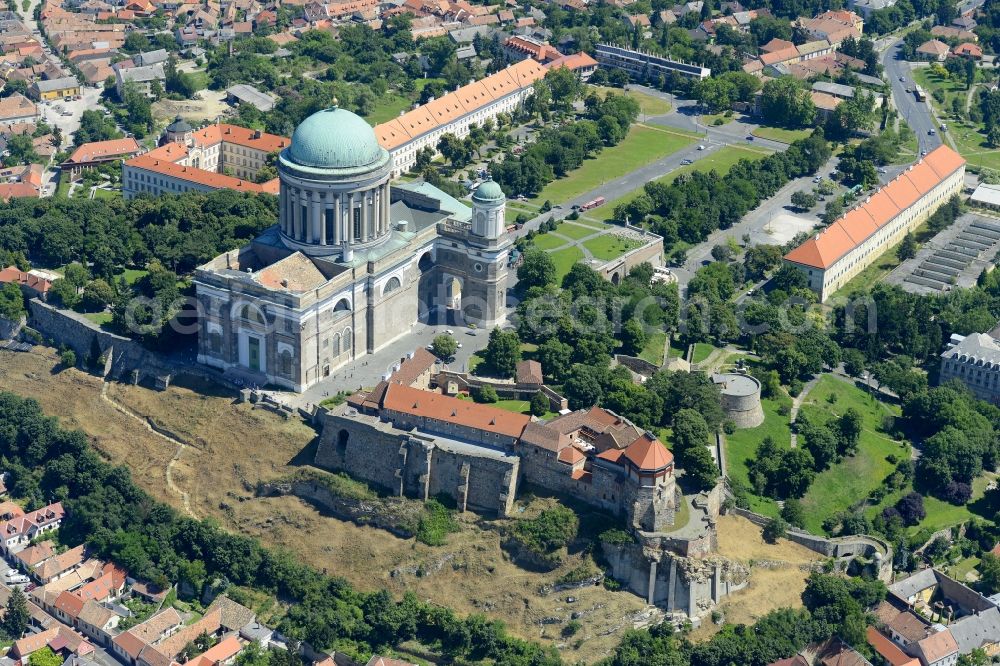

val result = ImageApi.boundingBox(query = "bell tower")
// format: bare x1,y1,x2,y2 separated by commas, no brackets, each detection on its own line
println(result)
471,178,505,239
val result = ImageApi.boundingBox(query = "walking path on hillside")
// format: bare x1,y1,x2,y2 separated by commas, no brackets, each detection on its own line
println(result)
788,376,821,448
99,380,199,519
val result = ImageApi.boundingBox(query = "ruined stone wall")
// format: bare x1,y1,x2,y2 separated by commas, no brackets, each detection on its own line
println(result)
600,540,749,618
27,299,152,378
316,409,519,516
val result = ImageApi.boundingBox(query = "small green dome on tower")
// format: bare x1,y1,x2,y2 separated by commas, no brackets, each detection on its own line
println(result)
287,105,386,170
472,178,505,203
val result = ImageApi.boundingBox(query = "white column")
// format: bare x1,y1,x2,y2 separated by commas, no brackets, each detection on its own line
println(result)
348,193,355,243
362,189,370,241
333,194,341,245
279,187,286,235
311,191,322,244
320,201,327,246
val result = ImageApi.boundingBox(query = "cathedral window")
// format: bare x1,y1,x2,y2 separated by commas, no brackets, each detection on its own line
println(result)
353,208,361,240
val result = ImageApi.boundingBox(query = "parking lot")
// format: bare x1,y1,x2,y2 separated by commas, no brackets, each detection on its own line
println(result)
885,212,1000,295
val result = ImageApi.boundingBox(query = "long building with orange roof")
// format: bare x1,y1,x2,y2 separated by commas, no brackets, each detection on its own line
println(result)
783,144,966,301
122,117,288,199
374,58,547,175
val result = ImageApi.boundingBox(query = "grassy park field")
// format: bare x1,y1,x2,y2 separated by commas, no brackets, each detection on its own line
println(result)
528,125,698,205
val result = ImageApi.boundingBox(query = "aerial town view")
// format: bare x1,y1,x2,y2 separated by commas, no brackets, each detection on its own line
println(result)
5,0,1000,662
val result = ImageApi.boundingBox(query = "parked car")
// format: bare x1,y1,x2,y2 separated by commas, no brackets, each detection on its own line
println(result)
6,574,28,584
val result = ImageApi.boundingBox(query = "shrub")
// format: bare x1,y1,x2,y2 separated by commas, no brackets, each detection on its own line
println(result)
59,349,76,368
599,529,634,546
562,620,582,637
722,420,736,435
512,506,579,555
603,577,622,591
473,384,498,403
530,391,549,417
762,517,788,544
415,499,459,546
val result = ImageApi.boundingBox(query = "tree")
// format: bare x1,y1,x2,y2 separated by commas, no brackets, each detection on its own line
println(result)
0,282,25,320
517,249,556,291
621,318,647,356
672,408,711,456
836,408,863,455
896,492,926,526
529,391,548,417
483,327,520,378
81,279,115,312
760,77,815,128
28,648,61,666
781,498,805,528
3,587,29,639
958,649,990,666
679,444,718,491
979,553,1000,594
790,190,817,211
472,384,498,403
3,133,38,167
897,232,917,260
762,517,788,543
431,334,458,359
842,349,866,378
822,198,845,225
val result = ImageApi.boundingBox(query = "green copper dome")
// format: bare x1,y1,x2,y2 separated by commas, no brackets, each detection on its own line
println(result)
472,179,504,202
287,106,385,170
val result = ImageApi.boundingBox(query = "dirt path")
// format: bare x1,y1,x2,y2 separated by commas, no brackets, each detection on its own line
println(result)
788,375,820,448
99,379,199,519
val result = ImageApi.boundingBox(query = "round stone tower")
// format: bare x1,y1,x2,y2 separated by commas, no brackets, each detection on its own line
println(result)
471,178,505,240
714,372,764,429
277,104,392,261
162,115,193,146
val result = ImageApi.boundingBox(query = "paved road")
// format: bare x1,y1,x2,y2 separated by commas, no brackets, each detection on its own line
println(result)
881,38,944,155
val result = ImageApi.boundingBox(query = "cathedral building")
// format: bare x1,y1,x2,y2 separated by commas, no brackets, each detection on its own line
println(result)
193,105,513,391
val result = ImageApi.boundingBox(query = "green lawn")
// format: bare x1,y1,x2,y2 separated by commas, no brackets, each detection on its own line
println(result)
751,125,812,143
572,217,610,230
122,269,148,285
187,70,209,92
556,221,604,240
701,112,734,126
531,233,568,251
590,85,673,117
55,175,72,198
866,475,998,536
528,125,697,206
639,331,666,365
92,188,120,200
366,92,415,125
912,67,1000,171
797,376,904,534
492,398,557,419
690,342,715,364
582,234,642,261
84,312,113,326
550,246,585,282
723,395,793,518
602,144,773,218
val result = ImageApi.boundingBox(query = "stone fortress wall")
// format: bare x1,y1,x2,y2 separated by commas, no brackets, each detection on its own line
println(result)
315,406,520,515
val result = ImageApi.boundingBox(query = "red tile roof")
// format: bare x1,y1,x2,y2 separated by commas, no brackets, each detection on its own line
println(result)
64,137,141,165
381,384,531,438
0,266,50,293
784,145,965,270
866,627,920,666
622,433,673,472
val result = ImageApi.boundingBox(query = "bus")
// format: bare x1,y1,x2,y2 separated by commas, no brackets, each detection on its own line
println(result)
914,86,927,102
579,196,606,211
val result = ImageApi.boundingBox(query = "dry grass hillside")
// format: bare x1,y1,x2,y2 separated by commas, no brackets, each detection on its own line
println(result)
0,348,653,663
688,514,823,640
